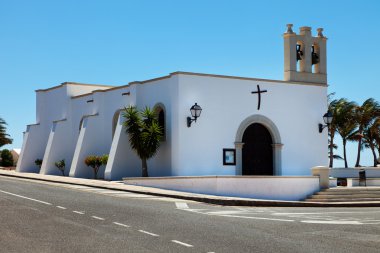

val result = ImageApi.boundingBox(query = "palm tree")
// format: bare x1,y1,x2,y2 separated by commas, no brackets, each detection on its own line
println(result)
374,123,380,164
335,99,358,168
123,106,163,177
328,98,347,168
353,98,380,167
0,117,12,147
363,117,380,166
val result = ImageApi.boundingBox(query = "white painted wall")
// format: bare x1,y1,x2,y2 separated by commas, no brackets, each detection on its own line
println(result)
330,168,380,178
69,116,109,179
124,176,320,201
16,124,47,173
105,113,141,179
18,83,112,173
19,72,327,179
39,120,72,176
175,73,327,176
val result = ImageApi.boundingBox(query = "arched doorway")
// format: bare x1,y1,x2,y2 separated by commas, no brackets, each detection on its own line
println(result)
242,123,273,175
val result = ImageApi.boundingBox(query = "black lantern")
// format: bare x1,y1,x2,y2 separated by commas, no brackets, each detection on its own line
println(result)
319,111,333,133
187,103,202,127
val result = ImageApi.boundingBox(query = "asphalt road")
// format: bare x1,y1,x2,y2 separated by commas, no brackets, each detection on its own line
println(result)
0,176,380,253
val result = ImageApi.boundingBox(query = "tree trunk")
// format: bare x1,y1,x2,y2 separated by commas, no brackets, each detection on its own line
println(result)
370,144,378,167
94,166,98,179
61,169,65,176
343,139,348,168
329,131,334,168
355,132,362,167
141,158,148,177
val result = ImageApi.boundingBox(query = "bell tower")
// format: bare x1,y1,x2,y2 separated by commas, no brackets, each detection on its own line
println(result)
283,24,327,84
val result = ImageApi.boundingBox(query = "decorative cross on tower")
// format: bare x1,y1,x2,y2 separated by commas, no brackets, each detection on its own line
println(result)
251,85,267,110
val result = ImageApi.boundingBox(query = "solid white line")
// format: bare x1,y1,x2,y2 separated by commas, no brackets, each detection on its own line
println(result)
301,220,362,225
73,211,84,215
0,190,52,205
56,206,67,209
273,211,380,215
175,202,189,209
219,214,294,222
113,222,130,228
171,240,193,247
138,230,159,237
91,216,105,221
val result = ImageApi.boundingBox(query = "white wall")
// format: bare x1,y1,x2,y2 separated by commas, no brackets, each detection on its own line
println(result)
69,116,109,179
39,120,73,176
175,73,327,176
134,76,178,177
18,83,112,174
16,124,47,173
330,168,380,178
19,73,327,179
124,176,320,201
105,113,141,179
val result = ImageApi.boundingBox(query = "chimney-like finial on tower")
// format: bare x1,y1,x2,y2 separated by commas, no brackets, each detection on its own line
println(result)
317,28,324,37
285,24,294,34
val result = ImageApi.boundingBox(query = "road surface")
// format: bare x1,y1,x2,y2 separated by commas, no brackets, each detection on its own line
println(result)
0,176,380,252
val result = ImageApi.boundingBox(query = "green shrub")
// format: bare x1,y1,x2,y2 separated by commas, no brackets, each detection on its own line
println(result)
54,159,66,176
1,149,14,167
35,159,43,168
84,154,108,179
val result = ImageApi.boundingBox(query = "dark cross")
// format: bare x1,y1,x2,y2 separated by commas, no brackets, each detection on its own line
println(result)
251,85,267,110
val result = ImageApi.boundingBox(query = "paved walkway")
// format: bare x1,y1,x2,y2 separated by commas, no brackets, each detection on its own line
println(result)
1,169,380,207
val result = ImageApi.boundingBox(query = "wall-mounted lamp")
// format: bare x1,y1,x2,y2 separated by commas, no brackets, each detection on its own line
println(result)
187,103,202,127
319,111,333,133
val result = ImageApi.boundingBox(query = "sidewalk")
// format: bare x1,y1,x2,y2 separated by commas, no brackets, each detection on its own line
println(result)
1,169,380,207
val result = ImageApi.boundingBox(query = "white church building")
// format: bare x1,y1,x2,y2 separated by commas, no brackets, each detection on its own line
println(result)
16,25,328,181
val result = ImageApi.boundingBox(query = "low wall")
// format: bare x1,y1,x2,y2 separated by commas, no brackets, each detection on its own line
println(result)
347,178,380,187
330,167,380,178
124,176,320,201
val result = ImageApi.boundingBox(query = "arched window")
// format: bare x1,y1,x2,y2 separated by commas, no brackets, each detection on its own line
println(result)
154,103,166,141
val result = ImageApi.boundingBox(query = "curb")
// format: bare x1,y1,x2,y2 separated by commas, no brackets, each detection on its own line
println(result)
1,171,380,207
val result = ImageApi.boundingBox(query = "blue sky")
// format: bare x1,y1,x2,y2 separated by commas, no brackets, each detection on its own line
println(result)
0,0,379,167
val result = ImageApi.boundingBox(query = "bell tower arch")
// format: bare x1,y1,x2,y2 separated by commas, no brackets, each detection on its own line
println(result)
283,24,327,84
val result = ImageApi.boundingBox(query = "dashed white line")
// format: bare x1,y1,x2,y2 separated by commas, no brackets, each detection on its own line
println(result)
91,216,105,221
0,190,52,205
113,222,130,228
175,202,189,209
171,240,193,247
56,206,67,209
138,230,159,237
73,211,85,215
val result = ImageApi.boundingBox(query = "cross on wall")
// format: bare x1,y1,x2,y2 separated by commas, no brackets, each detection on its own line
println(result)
251,85,267,110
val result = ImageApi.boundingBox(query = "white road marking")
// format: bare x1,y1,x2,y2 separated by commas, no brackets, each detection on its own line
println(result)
218,214,294,222
301,220,362,225
56,206,67,209
73,211,85,215
206,210,248,215
273,211,380,215
91,216,105,220
171,240,193,247
175,202,189,209
138,230,159,237
113,222,130,228
0,190,52,205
